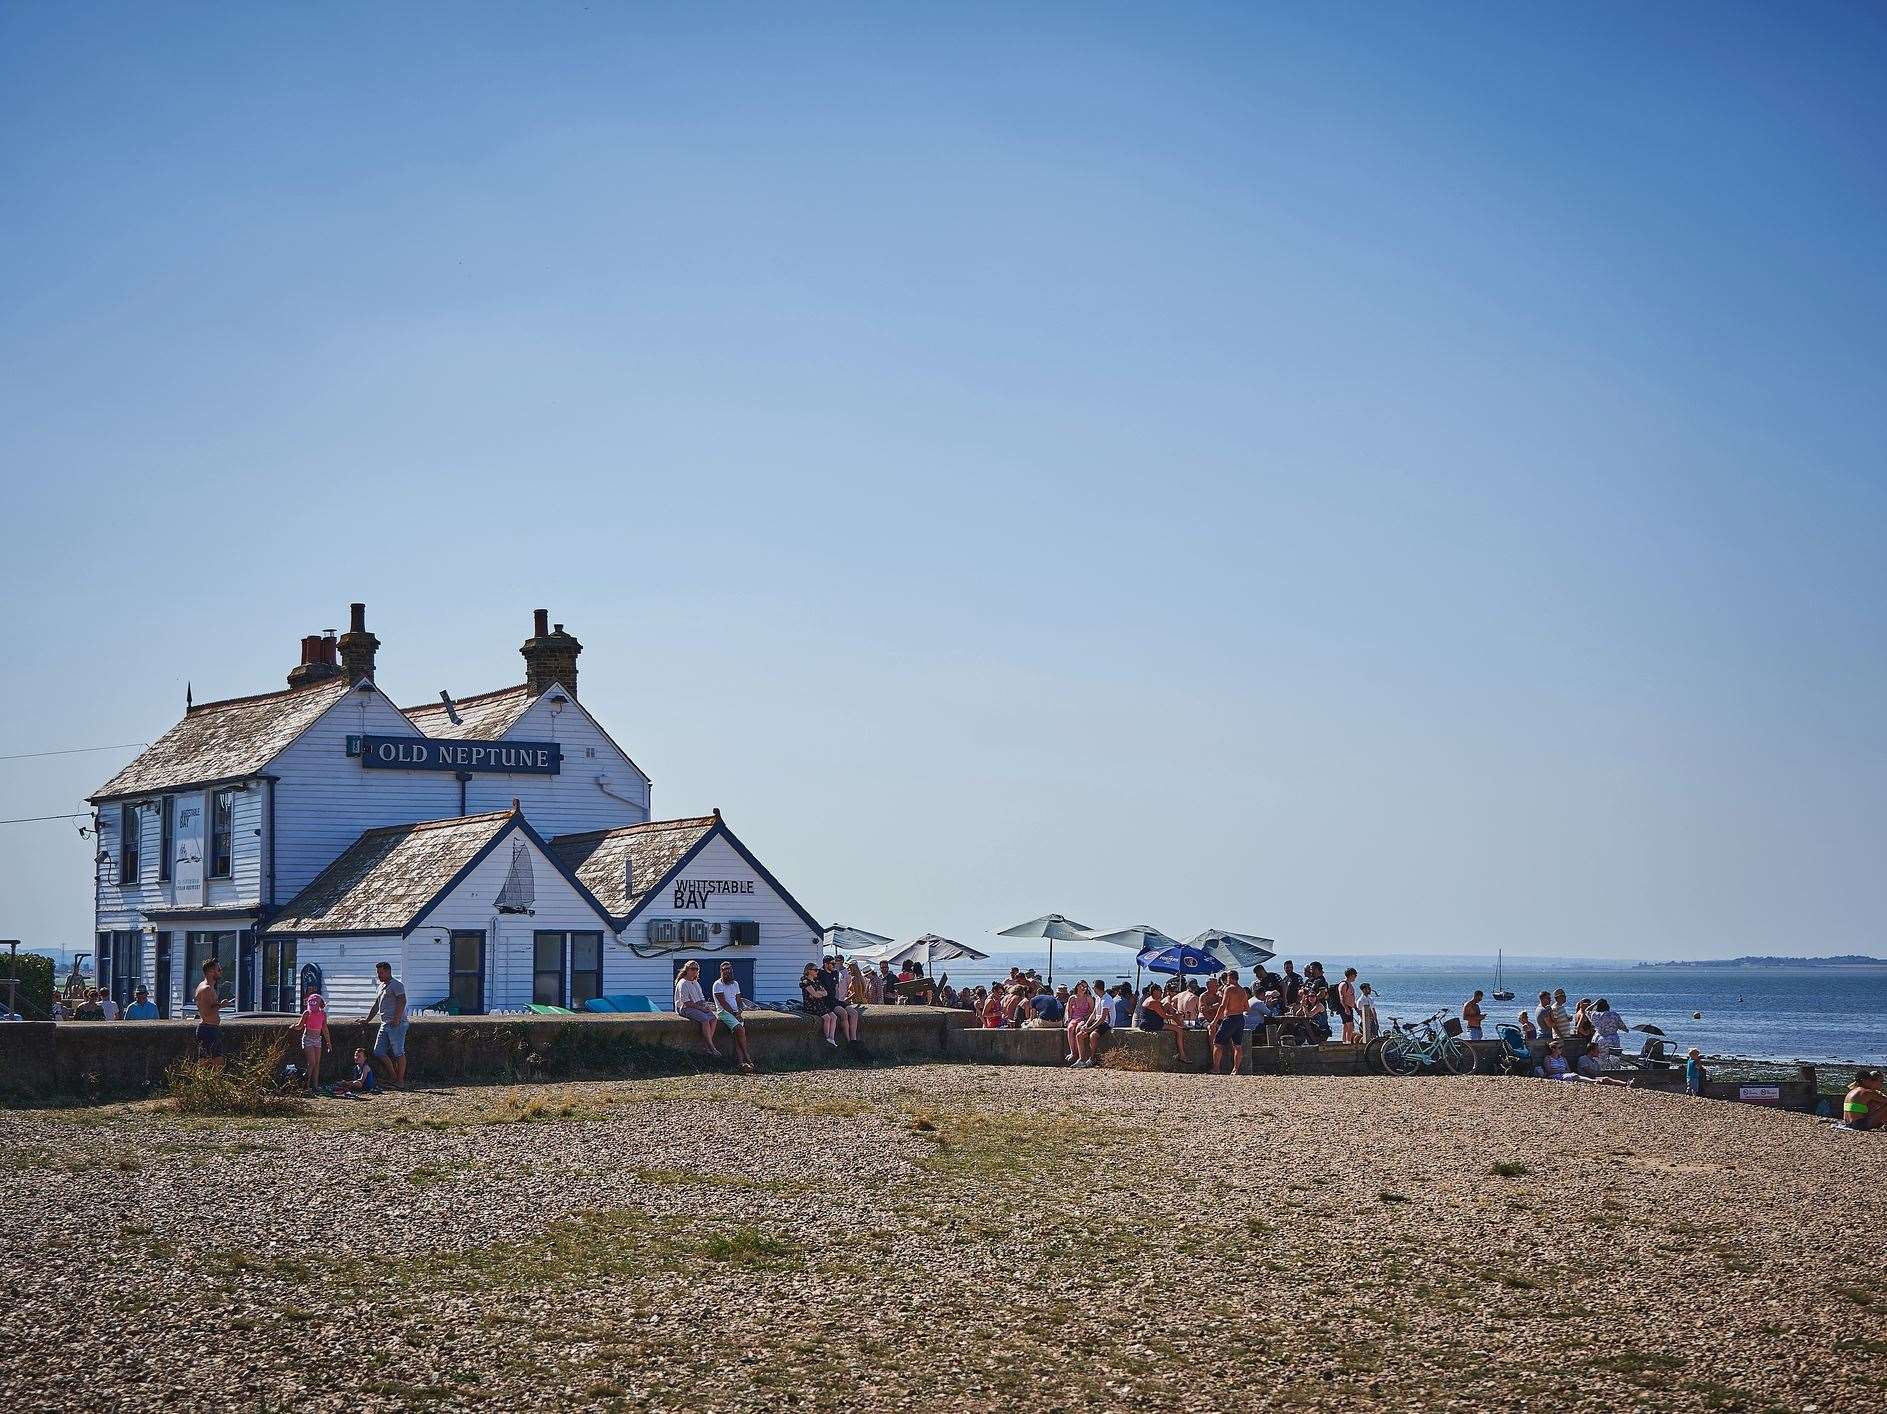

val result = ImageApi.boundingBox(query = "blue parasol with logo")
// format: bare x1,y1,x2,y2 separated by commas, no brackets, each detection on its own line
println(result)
1136,943,1224,982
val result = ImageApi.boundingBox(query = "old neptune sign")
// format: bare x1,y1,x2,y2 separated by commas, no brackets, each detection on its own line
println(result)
348,735,562,775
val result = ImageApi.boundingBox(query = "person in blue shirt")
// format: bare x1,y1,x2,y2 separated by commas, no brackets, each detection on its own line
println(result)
123,986,159,1021
1028,986,1065,1024
1110,986,1133,1028
1685,1048,1707,1097
335,1046,379,1094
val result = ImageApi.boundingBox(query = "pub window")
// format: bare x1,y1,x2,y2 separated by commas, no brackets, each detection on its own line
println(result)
260,937,298,1013
533,931,566,1007
157,797,174,883
208,790,234,878
449,931,486,1014
118,804,140,884
570,932,603,1007
183,930,238,1010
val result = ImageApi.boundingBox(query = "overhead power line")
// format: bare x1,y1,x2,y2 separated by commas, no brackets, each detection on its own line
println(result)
0,742,147,762
0,812,92,826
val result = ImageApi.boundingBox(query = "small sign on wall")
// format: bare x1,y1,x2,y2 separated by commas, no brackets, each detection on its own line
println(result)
1737,1085,1781,1105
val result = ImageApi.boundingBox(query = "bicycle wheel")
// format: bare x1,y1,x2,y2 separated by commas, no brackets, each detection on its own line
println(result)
1437,1036,1475,1076
1363,1036,1388,1073
1380,1035,1421,1077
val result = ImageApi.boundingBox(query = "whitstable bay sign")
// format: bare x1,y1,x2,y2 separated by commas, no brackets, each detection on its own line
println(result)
347,734,562,775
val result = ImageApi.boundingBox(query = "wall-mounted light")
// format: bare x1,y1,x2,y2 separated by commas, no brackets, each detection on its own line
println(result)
548,692,568,714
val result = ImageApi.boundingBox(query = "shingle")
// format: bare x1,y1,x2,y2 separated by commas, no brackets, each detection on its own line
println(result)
548,817,717,921
401,684,537,741
268,811,514,934
91,677,354,801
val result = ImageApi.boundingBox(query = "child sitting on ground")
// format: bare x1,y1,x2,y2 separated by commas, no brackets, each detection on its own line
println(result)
333,1046,378,1094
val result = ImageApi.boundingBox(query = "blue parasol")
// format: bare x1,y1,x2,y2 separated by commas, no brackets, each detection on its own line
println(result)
1136,944,1225,979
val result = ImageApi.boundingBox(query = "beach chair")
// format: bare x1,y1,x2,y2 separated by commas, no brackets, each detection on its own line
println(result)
1495,1024,1540,1077
528,1003,575,1016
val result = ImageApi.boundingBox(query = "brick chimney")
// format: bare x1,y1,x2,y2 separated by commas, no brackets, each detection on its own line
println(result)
287,631,342,689
521,608,581,698
337,602,379,684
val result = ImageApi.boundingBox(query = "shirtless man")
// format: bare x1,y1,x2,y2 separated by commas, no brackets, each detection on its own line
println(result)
1212,970,1252,1075
1338,968,1360,1044
1462,989,1486,1042
193,958,224,1066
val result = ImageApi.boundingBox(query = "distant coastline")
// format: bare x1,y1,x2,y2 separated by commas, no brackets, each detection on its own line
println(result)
1634,955,1887,970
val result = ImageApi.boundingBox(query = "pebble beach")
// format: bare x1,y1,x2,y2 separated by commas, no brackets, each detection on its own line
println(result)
3,1065,1882,1411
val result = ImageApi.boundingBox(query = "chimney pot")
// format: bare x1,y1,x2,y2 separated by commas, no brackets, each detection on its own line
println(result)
521,610,581,698
289,630,346,688
337,603,379,683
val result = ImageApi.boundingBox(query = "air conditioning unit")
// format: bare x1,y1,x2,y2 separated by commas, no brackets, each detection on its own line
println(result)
729,921,759,947
681,919,709,946
646,918,678,945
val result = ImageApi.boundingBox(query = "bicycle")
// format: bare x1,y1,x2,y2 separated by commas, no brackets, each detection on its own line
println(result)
1372,1009,1475,1077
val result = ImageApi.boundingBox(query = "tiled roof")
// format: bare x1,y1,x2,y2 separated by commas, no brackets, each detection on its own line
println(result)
268,811,514,934
92,677,354,801
548,816,717,921
401,684,537,741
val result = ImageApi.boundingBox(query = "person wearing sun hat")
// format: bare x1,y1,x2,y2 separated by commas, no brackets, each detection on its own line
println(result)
299,991,331,1091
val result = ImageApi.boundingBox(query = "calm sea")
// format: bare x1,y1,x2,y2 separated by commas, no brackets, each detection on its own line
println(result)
927,949,1887,1065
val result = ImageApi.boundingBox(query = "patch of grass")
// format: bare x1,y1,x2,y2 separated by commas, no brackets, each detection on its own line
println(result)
408,1160,474,1186
700,1225,795,1269
906,1104,1121,1181
1489,1160,1528,1178
164,1044,310,1118
1589,1351,1684,1382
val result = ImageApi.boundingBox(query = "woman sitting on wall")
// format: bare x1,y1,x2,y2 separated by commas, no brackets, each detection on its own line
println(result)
800,962,838,1047
673,960,722,1059
840,960,868,1042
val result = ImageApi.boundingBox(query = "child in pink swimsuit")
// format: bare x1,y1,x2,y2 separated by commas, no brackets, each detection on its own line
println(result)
299,994,330,1091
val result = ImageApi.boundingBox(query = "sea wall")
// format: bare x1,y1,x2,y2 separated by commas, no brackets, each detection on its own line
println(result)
0,1009,1819,1111
0,1008,973,1102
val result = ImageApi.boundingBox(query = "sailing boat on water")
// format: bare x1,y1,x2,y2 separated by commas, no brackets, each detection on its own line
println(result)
1490,949,1514,1001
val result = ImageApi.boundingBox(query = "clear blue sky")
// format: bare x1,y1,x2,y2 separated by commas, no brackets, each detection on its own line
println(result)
3,2,1883,960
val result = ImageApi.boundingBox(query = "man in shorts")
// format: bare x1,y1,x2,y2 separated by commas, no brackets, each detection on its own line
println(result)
713,960,757,1073
1211,970,1251,1075
1462,989,1486,1042
193,959,224,1065
365,961,408,1089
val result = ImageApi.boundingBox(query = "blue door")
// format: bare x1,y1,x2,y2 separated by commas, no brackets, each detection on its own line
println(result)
675,957,754,1004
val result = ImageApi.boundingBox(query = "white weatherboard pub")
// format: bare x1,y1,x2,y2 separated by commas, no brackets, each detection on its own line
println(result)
88,605,821,1017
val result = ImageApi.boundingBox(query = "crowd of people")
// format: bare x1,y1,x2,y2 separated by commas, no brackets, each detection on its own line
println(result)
54,951,1880,1126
